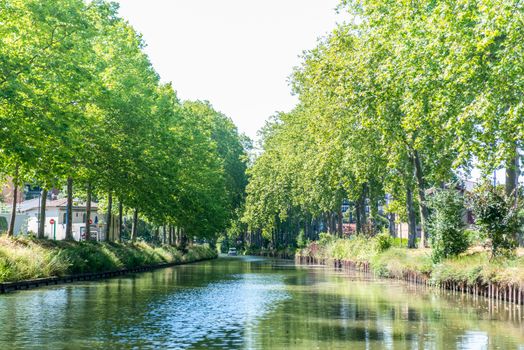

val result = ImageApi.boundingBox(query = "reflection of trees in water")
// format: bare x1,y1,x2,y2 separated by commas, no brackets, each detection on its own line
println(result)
254,270,524,349
0,258,522,349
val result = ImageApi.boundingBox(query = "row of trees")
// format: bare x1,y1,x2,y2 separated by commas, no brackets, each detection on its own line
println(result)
0,0,248,243
243,0,523,249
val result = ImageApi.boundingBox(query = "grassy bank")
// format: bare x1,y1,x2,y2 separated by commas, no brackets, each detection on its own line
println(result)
297,235,524,294
0,236,217,283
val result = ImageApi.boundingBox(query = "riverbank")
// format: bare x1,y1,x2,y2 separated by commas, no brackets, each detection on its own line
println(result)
0,236,217,284
244,246,296,259
297,236,524,304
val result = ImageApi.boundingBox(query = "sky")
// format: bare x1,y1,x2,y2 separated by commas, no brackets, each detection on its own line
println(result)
113,0,344,141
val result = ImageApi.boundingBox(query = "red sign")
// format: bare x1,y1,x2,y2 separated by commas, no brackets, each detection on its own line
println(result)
49,219,55,225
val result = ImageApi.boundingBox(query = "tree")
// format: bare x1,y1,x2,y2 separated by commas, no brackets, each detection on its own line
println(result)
429,188,469,262
471,184,520,258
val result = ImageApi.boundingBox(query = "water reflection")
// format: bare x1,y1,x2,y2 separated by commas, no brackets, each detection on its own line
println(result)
112,274,289,349
0,256,522,349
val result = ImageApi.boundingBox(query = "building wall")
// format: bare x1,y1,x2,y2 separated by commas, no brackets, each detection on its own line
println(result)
26,207,100,241
0,213,29,235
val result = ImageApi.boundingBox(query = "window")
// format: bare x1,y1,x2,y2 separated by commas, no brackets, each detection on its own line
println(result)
63,213,66,224
83,213,86,223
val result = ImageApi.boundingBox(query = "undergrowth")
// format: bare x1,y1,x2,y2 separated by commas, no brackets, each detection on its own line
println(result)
297,234,524,287
0,236,216,282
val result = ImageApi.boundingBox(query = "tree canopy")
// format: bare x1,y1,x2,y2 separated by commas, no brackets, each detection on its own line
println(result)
243,0,523,249
0,0,249,242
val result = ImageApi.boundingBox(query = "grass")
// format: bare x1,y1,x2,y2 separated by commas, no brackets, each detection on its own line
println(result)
297,235,524,288
431,251,524,286
0,236,217,283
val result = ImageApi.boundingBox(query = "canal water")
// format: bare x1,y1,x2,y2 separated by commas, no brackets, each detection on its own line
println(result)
0,256,522,349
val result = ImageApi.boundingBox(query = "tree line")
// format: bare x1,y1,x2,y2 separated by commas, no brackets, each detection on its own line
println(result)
242,0,523,249
0,0,248,244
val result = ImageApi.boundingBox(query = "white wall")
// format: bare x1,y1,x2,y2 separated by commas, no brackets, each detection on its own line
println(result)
25,207,100,241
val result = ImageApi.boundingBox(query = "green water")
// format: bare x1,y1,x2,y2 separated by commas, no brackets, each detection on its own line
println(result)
0,256,522,349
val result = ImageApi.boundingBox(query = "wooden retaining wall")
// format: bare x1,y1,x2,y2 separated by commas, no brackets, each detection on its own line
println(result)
296,255,524,306
0,256,216,294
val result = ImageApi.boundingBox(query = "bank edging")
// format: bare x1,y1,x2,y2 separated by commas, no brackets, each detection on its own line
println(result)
0,256,217,294
295,255,524,306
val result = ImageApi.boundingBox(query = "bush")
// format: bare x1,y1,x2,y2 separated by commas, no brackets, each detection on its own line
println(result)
373,233,393,252
296,229,306,249
470,184,520,259
429,188,469,262
318,232,334,246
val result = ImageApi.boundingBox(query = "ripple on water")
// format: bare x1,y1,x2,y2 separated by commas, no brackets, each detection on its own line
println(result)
111,273,290,349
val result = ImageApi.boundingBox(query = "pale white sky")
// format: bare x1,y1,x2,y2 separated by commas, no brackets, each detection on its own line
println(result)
113,0,344,141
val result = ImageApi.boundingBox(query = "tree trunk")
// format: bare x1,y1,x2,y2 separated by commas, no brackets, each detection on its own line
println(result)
361,185,368,233
180,229,188,253
65,177,74,240
118,201,123,242
105,192,112,242
388,213,396,238
168,225,173,245
85,183,92,241
413,151,429,247
406,186,417,248
505,148,520,206
163,225,167,244
8,166,19,237
355,202,362,234
131,207,138,242
38,188,48,239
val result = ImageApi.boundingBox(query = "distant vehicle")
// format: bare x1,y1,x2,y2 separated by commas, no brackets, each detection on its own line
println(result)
227,248,237,256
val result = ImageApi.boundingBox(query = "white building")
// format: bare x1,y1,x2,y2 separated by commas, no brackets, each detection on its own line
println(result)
20,198,103,241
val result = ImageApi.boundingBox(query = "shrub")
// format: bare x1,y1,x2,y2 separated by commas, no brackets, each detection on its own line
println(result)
465,228,481,245
373,233,393,252
470,184,520,259
318,232,334,246
296,229,306,249
429,188,469,262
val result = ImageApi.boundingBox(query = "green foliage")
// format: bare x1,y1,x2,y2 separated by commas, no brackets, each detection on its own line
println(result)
0,217,7,233
373,233,393,253
242,0,524,253
297,236,524,287
470,184,520,259
318,232,335,246
0,236,216,282
296,229,307,249
429,188,469,262
465,229,482,246
392,237,416,248
0,0,249,242
430,252,524,287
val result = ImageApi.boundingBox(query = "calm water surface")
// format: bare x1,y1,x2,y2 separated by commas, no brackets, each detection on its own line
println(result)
0,256,522,349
